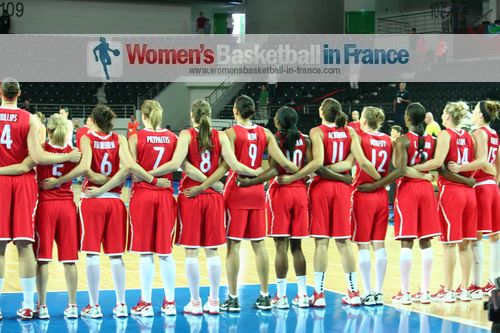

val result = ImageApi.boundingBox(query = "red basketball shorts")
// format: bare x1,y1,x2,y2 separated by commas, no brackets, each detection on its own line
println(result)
394,181,441,240
267,185,309,239
129,188,177,255
309,180,351,239
438,184,477,243
0,174,38,242
35,200,78,262
176,193,226,248
351,189,389,244
474,182,500,235
79,198,127,255
226,208,267,241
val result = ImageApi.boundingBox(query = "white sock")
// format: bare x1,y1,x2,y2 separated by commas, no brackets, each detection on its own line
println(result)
276,278,287,298
20,277,36,309
185,257,200,301
159,255,176,302
260,290,269,297
421,247,433,294
491,240,500,282
358,249,371,296
375,248,387,294
400,248,413,294
345,272,358,292
296,275,307,296
471,241,483,285
314,272,325,294
139,255,155,303
207,256,221,301
110,257,126,304
86,255,100,306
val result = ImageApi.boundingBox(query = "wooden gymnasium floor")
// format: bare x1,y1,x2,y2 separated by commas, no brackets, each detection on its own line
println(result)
1,184,492,330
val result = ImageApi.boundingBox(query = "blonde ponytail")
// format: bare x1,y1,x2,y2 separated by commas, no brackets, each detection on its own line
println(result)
47,113,68,146
141,100,163,130
444,101,469,126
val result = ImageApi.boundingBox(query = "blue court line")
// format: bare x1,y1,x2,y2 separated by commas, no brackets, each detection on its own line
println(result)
0,285,489,333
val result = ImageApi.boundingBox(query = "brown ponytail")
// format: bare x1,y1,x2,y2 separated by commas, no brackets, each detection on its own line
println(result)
479,100,500,124
192,99,213,151
320,98,347,127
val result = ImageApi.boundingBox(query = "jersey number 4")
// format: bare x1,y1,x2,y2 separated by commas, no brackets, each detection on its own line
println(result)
0,125,13,149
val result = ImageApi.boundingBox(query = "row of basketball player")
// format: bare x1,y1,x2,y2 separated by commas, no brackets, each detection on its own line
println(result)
0,78,498,320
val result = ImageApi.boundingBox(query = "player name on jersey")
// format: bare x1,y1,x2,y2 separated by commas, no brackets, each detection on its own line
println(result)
456,138,467,146
0,113,18,122
328,131,347,139
491,137,499,145
412,141,432,149
295,138,304,146
93,141,116,149
248,133,258,140
370,138,388,147
146,136,171,144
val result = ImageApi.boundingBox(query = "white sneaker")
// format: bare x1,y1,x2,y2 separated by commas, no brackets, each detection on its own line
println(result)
81,304,103,319
131,299,154,317
203,298,220,314
113,303,129,318
64,304,79,319
412,292,431,304
183,299,203,315
37,305,50,319
292,294,309,308
374,293,384,305
271,296,289,309
431,287,456,303
161,299,177,316
392,292,412,305
455,287,471,302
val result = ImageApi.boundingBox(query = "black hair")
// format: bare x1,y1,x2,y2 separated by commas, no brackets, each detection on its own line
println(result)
391,125,403,134
406,102,427,161
275,106,300,152
234,95,256,120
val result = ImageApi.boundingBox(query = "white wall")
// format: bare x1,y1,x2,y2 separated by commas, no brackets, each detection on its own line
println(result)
9,0,191,34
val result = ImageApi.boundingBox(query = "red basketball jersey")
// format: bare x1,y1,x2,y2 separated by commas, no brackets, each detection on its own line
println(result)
439,128,475,186
224,124,267,209
353,130,392,187
75,126,90,149
269,131,308,189
37,143,76,201
83,131,122,194
0,107,32,172
401,131,436,183
473,127,499,183
179,127,221,194
134,129,178,192
348,121,361,134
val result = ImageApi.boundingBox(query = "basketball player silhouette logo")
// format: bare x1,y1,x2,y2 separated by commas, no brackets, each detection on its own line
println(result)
93,37,121,80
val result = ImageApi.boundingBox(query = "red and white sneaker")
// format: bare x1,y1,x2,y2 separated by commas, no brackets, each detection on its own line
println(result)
161,299,176,316
342,290,362,306
292,294,309,308
482,281,495,296
411,291,431,304
455,286,471,302
392,292,412,305
271,295,289,309
203,297,220,315
17,307,34,320
80,304,103,319
131,298,154,317
467,283,484,300
183,299,203,315
431,286,455,303
308,291,326,308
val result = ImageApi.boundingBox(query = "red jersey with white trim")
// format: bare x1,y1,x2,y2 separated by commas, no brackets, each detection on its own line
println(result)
75,125,90,149
83,130,122,194
0,107,33,173
353,130,392,187
473,127,499,183
37,143,76,201
269,131,308,189
401,131,436,183
224,124,267,209
438,128,475,186
134,128,178,192
179,128,221,195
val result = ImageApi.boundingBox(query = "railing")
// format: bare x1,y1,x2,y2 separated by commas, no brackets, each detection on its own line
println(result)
377,10,482,34
136,82,170,108
206,79,233,107
31,103,136,119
